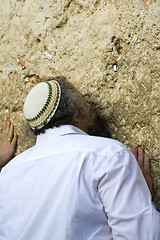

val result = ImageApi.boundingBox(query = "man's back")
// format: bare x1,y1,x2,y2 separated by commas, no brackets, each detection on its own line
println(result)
0,125,159,240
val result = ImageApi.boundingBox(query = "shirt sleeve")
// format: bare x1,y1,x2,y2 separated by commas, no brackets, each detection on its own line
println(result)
98,149,160,240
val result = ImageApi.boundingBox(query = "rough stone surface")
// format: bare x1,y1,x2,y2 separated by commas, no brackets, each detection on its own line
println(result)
0,0,160,208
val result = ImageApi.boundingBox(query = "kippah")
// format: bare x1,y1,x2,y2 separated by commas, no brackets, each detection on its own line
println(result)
23,80,61,129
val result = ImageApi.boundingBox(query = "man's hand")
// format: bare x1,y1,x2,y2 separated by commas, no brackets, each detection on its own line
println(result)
132,146,153,199
0,121,18,168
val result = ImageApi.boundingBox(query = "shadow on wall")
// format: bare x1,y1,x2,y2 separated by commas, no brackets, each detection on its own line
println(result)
88,103,112,139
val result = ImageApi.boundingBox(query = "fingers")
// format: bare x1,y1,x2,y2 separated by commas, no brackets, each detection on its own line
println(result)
131,146,138,160
2,123,6,137
2,122,10,138
131,146,145,168
2,121,17,144
143,153,150,175
5,121,11,137
137,147,144,168
8,124,14,142
132,145,151,174
132,145,153,198
12,132,18,147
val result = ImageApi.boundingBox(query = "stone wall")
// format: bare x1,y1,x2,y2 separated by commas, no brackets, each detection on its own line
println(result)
0,0,159,208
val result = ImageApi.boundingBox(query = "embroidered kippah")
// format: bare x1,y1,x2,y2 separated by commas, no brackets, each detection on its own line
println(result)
23,80,61,129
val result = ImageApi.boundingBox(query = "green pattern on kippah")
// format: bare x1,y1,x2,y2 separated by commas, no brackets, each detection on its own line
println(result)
26,81,59,123
35,91,60,128
33,82,60,129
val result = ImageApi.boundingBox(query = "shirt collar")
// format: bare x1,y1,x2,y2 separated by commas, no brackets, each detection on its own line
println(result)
36,124,88,145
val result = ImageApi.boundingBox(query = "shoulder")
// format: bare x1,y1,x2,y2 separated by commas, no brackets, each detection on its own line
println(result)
70,135,133,182
68,134,128,159
80,136,135,180
3,146,34,168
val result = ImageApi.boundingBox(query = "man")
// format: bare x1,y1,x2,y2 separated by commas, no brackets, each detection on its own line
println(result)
0,76,159,240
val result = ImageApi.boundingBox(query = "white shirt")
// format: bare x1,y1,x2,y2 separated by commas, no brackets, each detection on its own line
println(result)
0,125,159,240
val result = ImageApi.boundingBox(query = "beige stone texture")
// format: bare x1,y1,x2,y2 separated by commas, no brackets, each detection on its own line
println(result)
0,0,160,208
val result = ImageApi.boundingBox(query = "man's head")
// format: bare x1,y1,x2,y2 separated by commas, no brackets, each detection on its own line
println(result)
23,76,93,135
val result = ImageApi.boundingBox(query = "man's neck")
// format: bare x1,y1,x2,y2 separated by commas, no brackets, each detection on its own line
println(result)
71,121,89,134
